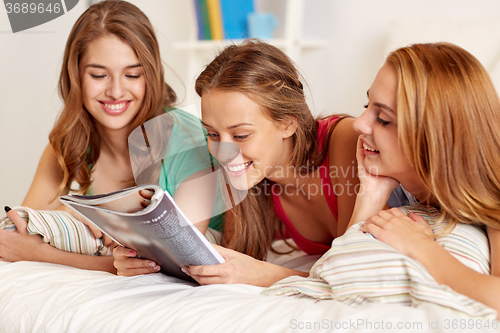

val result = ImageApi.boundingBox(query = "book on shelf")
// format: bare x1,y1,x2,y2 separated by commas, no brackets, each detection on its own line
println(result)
195,0,212,40
60,184,225,283
193,0,205,40
206,0,224,40
193,0,255,40
220,0,254,39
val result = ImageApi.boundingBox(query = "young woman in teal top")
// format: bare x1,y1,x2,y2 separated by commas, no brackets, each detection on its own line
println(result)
1,1,221,273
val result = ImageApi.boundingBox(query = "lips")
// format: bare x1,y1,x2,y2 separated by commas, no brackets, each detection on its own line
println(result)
363,142,379,152
99,100,131,115
225,161,253,177
227,161,252,172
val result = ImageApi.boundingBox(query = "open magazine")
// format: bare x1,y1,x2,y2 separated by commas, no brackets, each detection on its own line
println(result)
59,184,225,283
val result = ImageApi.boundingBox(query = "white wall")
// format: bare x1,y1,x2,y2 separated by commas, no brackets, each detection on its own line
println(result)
2,0,500,207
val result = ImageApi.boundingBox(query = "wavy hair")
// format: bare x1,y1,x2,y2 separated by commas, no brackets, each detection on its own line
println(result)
195,40,348,259
387,42,500,229
50,0,176,198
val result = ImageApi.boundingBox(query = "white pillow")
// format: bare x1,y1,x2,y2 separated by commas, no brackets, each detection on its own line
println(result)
262,205,496,319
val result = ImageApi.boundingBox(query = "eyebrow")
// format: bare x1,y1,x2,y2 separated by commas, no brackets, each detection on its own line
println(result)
366,89,395,114
201,121,254,129
85,63,142,69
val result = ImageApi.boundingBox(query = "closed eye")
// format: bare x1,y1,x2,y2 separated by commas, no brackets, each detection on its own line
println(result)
206,133,219,140
377,117,390,126
90,74,106,79
234,134,251,140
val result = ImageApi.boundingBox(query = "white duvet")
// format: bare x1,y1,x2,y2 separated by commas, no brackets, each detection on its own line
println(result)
0,254,497,332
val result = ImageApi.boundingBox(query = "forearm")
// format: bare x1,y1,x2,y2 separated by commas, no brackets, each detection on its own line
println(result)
261,262,308,287
413,241,500,317
347,193,390,228
36,243,117,274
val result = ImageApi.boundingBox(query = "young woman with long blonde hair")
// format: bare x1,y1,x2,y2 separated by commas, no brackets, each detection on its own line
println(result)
353,42,500,315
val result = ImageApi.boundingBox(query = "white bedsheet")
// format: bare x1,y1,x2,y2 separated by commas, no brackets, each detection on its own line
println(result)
0,259,497,333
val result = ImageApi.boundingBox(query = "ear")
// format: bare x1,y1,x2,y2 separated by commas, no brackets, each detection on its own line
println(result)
281,118,298,139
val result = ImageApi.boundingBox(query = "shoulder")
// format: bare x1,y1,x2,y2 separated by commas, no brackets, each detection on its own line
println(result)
21,143,65,208
33,143,61,177
327,117,359,159
40,142,59,165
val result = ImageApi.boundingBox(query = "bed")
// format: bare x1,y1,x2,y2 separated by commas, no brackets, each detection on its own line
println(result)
0,237,497,333
3,16,500,333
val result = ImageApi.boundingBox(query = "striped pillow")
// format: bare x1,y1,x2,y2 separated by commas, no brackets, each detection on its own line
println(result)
0,206,112,256
262,205,496,319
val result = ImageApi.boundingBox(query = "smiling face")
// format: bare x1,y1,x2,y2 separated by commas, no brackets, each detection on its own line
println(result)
353,63,423,194
79,35,145,134
201,90,296,189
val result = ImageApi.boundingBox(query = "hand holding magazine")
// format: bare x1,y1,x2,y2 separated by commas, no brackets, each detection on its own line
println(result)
60,184,224,283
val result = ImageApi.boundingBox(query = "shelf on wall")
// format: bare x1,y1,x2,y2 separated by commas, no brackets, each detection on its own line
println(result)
172,39,328,51
169,0,329,106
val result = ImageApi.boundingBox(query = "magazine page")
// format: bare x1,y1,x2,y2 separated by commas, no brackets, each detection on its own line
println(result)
60,186,224,283
65,185,161,214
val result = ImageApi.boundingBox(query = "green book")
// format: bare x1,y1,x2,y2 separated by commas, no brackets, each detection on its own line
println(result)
198,0,212,40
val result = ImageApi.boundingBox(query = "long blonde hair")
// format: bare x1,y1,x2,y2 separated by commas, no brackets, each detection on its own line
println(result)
50,0,176,198
195,40,348,259
388,42,500,228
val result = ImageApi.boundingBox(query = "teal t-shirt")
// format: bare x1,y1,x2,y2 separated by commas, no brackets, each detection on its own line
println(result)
89,108,224,232
155,108,223,232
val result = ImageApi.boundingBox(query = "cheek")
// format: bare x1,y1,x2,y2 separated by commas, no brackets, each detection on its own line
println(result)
80,81,93,109
383,142,413,173
376,128,397,151
80,78,100,101
238,141,262,164
397,148,414,171
129,80,146,101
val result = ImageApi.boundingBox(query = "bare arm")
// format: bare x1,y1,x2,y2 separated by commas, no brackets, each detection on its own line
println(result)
34,243,116,273
7,144,115,271
363,208,500,319
411,227,500,318
19,143,115,244
347,137,398,228
182,212,307,287
22,143,68,209
185,245,308,287
1,209,116,273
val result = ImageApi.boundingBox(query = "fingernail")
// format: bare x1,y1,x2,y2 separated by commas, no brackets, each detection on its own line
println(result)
181,267,188,274
129,250,136,257
148,261,156,267
154,265,161,271
4,206,11,213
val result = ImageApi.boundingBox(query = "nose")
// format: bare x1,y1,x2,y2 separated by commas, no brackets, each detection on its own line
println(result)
209,142,241,164
106,76,126,99
353,108,373,135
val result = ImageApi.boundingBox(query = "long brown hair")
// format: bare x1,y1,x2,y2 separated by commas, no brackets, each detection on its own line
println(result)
50,0,176,198
195,40,348,259
387,42,500,229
